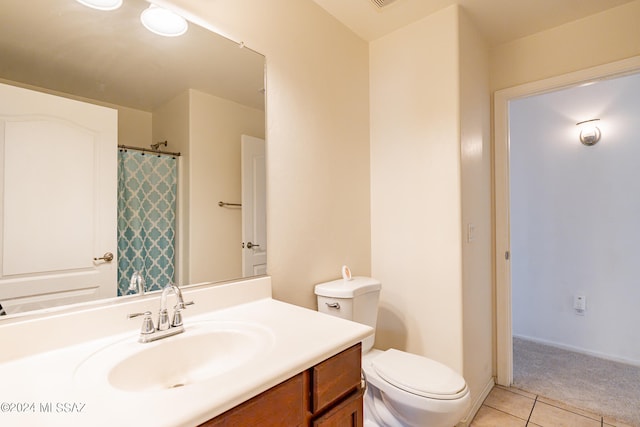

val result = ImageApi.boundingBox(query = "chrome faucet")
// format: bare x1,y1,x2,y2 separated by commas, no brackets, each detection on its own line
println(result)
128,283,194,343
158,284,186,331
128,271,145,295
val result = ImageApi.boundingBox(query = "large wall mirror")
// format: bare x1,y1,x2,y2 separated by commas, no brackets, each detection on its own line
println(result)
0,0,266,319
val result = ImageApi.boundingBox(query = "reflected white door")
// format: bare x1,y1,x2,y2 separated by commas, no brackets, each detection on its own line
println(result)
241,135,266,277
0,83,117,314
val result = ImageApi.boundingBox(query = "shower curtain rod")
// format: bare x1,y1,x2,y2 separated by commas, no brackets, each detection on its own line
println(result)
118,144,181,157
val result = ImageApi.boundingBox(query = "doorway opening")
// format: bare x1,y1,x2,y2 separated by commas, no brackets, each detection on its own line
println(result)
494,56,640,423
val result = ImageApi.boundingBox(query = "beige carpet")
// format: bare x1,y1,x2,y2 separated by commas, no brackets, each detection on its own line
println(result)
513,336,640,426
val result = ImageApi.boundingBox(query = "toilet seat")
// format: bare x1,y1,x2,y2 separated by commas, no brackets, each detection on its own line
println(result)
371,349,468,400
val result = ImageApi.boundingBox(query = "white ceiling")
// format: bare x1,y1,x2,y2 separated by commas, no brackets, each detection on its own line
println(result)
312,0,635,45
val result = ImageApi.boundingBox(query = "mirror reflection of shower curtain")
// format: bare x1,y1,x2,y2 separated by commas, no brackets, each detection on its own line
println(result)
117,150,177,295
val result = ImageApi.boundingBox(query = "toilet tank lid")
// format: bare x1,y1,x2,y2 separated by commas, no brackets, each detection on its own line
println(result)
314,276,381,298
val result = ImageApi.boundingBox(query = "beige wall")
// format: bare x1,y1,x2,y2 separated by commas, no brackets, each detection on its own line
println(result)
115,106,152,148
490,0,640,91
370,5,463,369
370,5,494,418
152,91,190,284
165,0,372,308
188,89,265,284
459,7,494,415
152,89,264,285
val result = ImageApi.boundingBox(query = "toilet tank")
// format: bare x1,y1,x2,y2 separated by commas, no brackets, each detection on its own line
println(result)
315,277,381,352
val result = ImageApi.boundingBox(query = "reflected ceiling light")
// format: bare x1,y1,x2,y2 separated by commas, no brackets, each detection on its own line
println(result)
74,0,123,11
576,119,601,146
140,5,188,37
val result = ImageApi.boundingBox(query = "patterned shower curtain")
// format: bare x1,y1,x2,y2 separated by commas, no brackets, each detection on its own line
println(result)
117,150,177,296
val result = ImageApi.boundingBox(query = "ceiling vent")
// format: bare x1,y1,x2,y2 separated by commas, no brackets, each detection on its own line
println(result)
370,0,399,9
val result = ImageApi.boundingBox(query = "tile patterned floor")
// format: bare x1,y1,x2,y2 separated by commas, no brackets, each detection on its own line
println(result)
470,386,635,427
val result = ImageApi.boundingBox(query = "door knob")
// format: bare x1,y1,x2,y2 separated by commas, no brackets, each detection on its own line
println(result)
94,252,114,262
246,242,260,249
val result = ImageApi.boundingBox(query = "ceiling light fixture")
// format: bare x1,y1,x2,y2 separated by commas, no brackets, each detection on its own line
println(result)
74,0,123,11
140,5,188,37
576,119,601,146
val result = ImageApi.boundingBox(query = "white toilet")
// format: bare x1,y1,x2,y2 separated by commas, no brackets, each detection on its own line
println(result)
315,277,470,427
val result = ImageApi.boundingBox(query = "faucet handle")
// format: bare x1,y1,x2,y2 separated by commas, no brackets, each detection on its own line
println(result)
171,301,194,327
128,311,155,335
175,300,194,310
172,307,184,327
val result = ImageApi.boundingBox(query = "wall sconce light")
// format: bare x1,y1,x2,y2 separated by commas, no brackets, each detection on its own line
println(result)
576,119,601,146
74,0,122,11
140,5,188,37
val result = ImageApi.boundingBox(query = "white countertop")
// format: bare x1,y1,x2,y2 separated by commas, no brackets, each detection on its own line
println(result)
0,278,372,426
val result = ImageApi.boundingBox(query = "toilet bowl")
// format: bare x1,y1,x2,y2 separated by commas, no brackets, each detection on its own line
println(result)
315,277,470,427
362,349,470,427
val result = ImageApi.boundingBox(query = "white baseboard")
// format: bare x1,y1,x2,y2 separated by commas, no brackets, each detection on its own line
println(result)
457,376,495,427
514,334,640,367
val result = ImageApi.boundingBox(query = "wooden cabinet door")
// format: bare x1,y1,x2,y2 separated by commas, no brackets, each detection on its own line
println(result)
312,389,364,427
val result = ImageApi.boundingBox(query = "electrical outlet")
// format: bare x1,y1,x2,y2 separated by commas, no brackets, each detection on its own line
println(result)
573,295,586,315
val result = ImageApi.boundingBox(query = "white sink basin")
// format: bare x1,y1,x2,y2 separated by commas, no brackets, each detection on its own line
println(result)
74,320,274,392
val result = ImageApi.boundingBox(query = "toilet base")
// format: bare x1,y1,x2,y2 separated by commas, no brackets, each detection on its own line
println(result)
362,348,470,427
364,379,406,427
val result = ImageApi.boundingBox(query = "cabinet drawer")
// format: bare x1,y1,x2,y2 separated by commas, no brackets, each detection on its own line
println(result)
200,373,305,427
311,343,361,413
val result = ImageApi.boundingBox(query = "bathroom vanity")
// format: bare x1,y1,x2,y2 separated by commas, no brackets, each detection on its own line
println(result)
201,343,363,426
0,277,371,427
